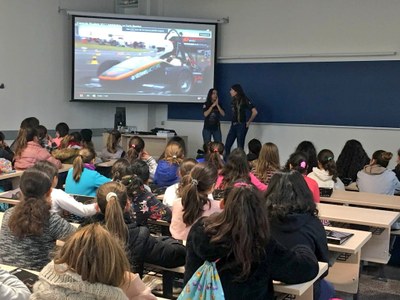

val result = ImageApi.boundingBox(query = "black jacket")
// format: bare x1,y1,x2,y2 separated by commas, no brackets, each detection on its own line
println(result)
81,213,185,276
269,213,330,299
185,218,319,300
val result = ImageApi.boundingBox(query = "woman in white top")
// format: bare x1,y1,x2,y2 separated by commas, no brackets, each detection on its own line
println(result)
308,149,345,190
170,163,222,240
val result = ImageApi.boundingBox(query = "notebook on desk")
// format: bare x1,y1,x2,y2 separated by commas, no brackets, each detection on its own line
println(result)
325,229,354,245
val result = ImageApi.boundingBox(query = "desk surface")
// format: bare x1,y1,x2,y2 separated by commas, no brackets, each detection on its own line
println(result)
274,262,328,296
325,226,372,254
321,190,400,211
0,164,71,180
318,203,400,228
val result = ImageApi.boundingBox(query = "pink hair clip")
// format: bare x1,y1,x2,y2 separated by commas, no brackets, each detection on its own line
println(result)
131,144,136,149
300,161,307,169
213,148,219,153
233,182,250,188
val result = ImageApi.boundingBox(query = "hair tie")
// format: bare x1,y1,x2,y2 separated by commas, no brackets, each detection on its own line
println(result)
213,148,218,153
131,144,136,149
191,178,198,186
300,161,307,169
106,192,118,202
234,182,250,188
327,157,333,161
172,155,177,159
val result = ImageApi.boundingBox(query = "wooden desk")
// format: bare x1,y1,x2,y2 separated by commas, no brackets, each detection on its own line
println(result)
103,133,188,158
318,203,399,264
274,262,328,300
325,226,371,295
321,189,400,211
96,159,117,168
0,164,72,189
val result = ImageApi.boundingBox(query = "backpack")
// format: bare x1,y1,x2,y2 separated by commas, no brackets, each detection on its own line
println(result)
177,261,225,300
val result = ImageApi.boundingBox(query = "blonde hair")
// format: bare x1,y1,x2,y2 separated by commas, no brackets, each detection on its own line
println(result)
54,223,130,287
254,143,280,182
164,142,184,165
106,130,122,154
72,148,96,182
96,182,128,242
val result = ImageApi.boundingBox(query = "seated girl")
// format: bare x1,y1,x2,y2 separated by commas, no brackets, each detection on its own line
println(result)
126,136,157,179
153,142,184,188
170,163,222,241
184,182,319,299
265,171,333,300
33,161,98,217
101,129,125,161
14,127,62,170
357,150,400,195
31,224,157,300
121,175,172,225
65,148,110,197
215,148,267,192
252,142,281,185
81,182,185,277
163,158,197,207
285,151,320,202
307,149,345,190
0,168,76,271
206,141,224,172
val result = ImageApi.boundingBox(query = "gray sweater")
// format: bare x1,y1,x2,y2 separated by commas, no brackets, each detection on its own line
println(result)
0,208,76,271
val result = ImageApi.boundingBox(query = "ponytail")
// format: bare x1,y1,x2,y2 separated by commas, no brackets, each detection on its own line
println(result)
318,149,338,182
8,168,52,238
181,179,209,226
73,155,84,182
126,136,144,163
96,182,129,243
104,193,127,242
106,130,121,154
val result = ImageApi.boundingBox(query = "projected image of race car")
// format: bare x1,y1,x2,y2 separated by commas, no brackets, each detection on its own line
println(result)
97,29,209,94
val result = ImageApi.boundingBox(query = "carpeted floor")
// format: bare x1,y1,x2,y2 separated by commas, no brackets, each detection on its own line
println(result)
335,264,400,299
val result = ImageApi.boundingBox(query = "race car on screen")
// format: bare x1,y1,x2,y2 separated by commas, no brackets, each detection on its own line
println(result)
97,29,209,94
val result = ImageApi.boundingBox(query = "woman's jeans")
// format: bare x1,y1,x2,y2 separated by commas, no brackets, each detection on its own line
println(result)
224,122,248,158
202,126,222,144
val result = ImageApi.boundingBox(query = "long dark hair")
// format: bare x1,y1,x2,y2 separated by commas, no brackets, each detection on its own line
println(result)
220,148,250,189
181,163,217,226
318,149,338,182
15,126,38,157
206,142,224,171
9,168,52,237
265,171,317,221
336,139,370,181
295,141,317,174
204,183,270,281
285,151,308,175
205,88,217,106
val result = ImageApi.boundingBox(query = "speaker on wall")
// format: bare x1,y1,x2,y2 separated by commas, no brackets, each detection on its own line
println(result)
114,107,126,129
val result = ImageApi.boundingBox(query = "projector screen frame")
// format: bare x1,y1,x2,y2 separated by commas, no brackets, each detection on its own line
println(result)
70,12,218,104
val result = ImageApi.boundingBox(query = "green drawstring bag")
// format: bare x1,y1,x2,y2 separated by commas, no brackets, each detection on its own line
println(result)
177,261,225,300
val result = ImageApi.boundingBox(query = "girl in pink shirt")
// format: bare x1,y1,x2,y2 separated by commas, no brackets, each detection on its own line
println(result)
215,148,267,192
14,127,62,170
170,163,222,240
285,151,320,203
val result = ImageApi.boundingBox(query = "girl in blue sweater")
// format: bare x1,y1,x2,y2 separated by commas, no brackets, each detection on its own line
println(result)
65,148,110,197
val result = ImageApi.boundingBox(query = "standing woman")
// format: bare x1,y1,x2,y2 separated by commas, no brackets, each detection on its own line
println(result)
225,84,258,157
202,88,225,144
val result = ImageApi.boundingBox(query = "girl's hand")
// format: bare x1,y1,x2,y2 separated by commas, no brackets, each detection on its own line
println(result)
141,150,150,160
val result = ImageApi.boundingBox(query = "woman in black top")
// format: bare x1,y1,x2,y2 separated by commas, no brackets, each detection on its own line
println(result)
202,88,225,144
225,84,257,158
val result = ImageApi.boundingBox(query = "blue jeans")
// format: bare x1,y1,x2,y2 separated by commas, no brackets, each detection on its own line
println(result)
202,126,222,144
224,122,248,158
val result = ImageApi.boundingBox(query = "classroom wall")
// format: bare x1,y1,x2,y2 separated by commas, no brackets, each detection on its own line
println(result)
2,0,400,164
148,0,400,166
0,0,148,132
